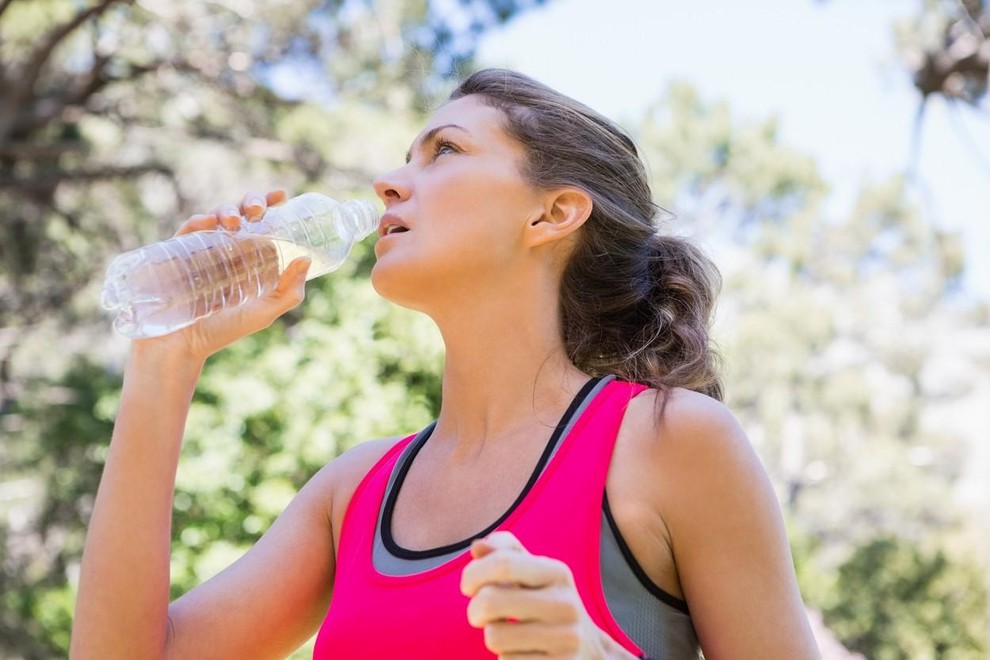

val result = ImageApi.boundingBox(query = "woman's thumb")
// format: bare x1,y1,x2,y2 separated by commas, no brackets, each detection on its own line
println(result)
273,257,310,307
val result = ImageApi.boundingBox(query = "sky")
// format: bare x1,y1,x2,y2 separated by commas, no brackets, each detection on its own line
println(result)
474,0,990,298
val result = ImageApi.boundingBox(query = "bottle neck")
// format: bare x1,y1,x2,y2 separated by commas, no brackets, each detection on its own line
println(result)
340,200,379,240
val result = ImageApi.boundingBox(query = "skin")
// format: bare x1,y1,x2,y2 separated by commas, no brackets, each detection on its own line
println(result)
70,95,820,659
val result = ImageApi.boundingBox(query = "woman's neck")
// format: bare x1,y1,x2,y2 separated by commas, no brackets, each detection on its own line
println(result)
426,276,589,463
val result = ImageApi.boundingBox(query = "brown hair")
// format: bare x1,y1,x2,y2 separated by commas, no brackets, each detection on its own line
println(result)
450,69,723,401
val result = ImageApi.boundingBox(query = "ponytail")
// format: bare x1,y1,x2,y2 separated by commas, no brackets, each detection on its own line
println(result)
560,227,723,403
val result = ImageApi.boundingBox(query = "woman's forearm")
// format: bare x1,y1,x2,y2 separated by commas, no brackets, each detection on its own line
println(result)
71,342,204,659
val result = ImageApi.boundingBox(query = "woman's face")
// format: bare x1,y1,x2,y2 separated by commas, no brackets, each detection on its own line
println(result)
371,95,545,311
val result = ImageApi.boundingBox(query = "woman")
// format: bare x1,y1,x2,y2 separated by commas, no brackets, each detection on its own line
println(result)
71,69,819,659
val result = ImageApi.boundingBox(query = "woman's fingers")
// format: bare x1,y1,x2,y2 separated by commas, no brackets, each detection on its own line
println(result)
216,204,242,231
483,620,582,657
462,533,607,658
240,191,267,220
466,581,585,658
238,188,289,221
176,256,310,361
267,256,310,312
462,548,573,597
265,188,288,207
175,188,288,239
471,531,526,559
467,586,608,660
467,584,580,627
173,213,219,238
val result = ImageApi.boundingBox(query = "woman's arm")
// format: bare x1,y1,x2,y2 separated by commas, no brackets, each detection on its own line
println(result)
72,343,397,659
70,190,320,658
164,436,399,659
650,389,820,659
70,342,203,658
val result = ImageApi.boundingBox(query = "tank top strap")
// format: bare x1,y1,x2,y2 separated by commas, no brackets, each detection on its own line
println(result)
506,378,649,531
331,434,416,581
502,378,650,655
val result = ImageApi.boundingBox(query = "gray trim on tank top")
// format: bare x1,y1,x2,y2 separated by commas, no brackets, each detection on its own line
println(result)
599,509,701,658
369,374,700,659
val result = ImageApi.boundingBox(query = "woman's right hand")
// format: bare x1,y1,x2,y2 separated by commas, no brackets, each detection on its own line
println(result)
134,188,311,364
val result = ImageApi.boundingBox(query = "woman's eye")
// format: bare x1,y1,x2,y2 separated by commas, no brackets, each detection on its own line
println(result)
433,139,457,158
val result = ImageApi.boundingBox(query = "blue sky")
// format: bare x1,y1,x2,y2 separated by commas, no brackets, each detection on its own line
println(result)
475,0,990,297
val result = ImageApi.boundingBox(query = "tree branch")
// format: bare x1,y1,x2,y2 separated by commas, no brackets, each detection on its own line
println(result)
20,0,126,90
953,0,987,35
907,97,927,181
0,141,86,160
11,56,165,137
0,0,130,141
0,0,17,21
0,163,172,191
914,41,989,99
947,98,990,176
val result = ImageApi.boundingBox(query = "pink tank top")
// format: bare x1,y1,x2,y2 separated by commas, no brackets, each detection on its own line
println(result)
313,379,649,658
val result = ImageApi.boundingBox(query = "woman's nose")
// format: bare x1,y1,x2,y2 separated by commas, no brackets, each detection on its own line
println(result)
373,167,411,206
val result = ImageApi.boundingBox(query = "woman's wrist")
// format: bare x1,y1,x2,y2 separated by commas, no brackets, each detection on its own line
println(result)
126,337,206,388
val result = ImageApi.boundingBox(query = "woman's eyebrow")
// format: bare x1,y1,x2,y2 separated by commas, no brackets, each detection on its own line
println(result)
405,123,470,163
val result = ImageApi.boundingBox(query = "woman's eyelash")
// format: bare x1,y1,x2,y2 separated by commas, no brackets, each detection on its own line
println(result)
404,137,458,163
432,138,458,157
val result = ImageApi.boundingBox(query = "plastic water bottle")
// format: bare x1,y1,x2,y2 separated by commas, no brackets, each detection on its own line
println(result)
101,193,379,338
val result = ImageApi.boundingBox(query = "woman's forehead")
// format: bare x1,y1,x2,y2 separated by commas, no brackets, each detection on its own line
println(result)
404,94,525,164
423,95,504,140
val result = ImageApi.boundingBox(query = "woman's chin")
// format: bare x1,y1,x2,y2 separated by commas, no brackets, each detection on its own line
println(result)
370,261,428,311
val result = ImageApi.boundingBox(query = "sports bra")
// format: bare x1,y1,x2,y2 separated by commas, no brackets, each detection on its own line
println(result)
314,376,700,658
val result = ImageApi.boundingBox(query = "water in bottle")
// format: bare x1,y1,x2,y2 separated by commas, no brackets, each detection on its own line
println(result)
101,193,379,338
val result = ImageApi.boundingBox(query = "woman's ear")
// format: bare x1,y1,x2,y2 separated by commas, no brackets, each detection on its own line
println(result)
526,187,592,248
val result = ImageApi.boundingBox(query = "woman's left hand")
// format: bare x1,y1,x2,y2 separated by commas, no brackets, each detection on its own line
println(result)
460,531,636,659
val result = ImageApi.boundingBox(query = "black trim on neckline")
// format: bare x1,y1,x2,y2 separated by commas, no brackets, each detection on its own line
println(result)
381,376,604,560
602,491,691,615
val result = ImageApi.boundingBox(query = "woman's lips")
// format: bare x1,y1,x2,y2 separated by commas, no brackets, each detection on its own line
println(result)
378,212,409,238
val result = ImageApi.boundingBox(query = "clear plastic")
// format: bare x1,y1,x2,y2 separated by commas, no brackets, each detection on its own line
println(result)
101,193,379,338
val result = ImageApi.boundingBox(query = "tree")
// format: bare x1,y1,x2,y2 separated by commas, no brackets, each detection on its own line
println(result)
634,81,988,655
892,0,988,167
895,0,988,106
0,0,549,337
2,1,987,656
0,1,549,656
824,536,987,659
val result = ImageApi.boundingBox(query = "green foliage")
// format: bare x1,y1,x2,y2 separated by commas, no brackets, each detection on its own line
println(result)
637,81,989,656
0,1,543,656
1,1,988,657
0,358,120,656
168,247,444,597
637,81,826,228
823,536,987,659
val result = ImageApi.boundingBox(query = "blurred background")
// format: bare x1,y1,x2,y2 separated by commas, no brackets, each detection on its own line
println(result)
0,0,987,657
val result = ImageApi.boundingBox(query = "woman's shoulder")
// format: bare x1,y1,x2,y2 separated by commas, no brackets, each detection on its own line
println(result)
607,386,761,603
623,385,747,453
318,435,411,548
616,386,767,510
618,387,816,656
326,435,410,484
322,435,409,504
